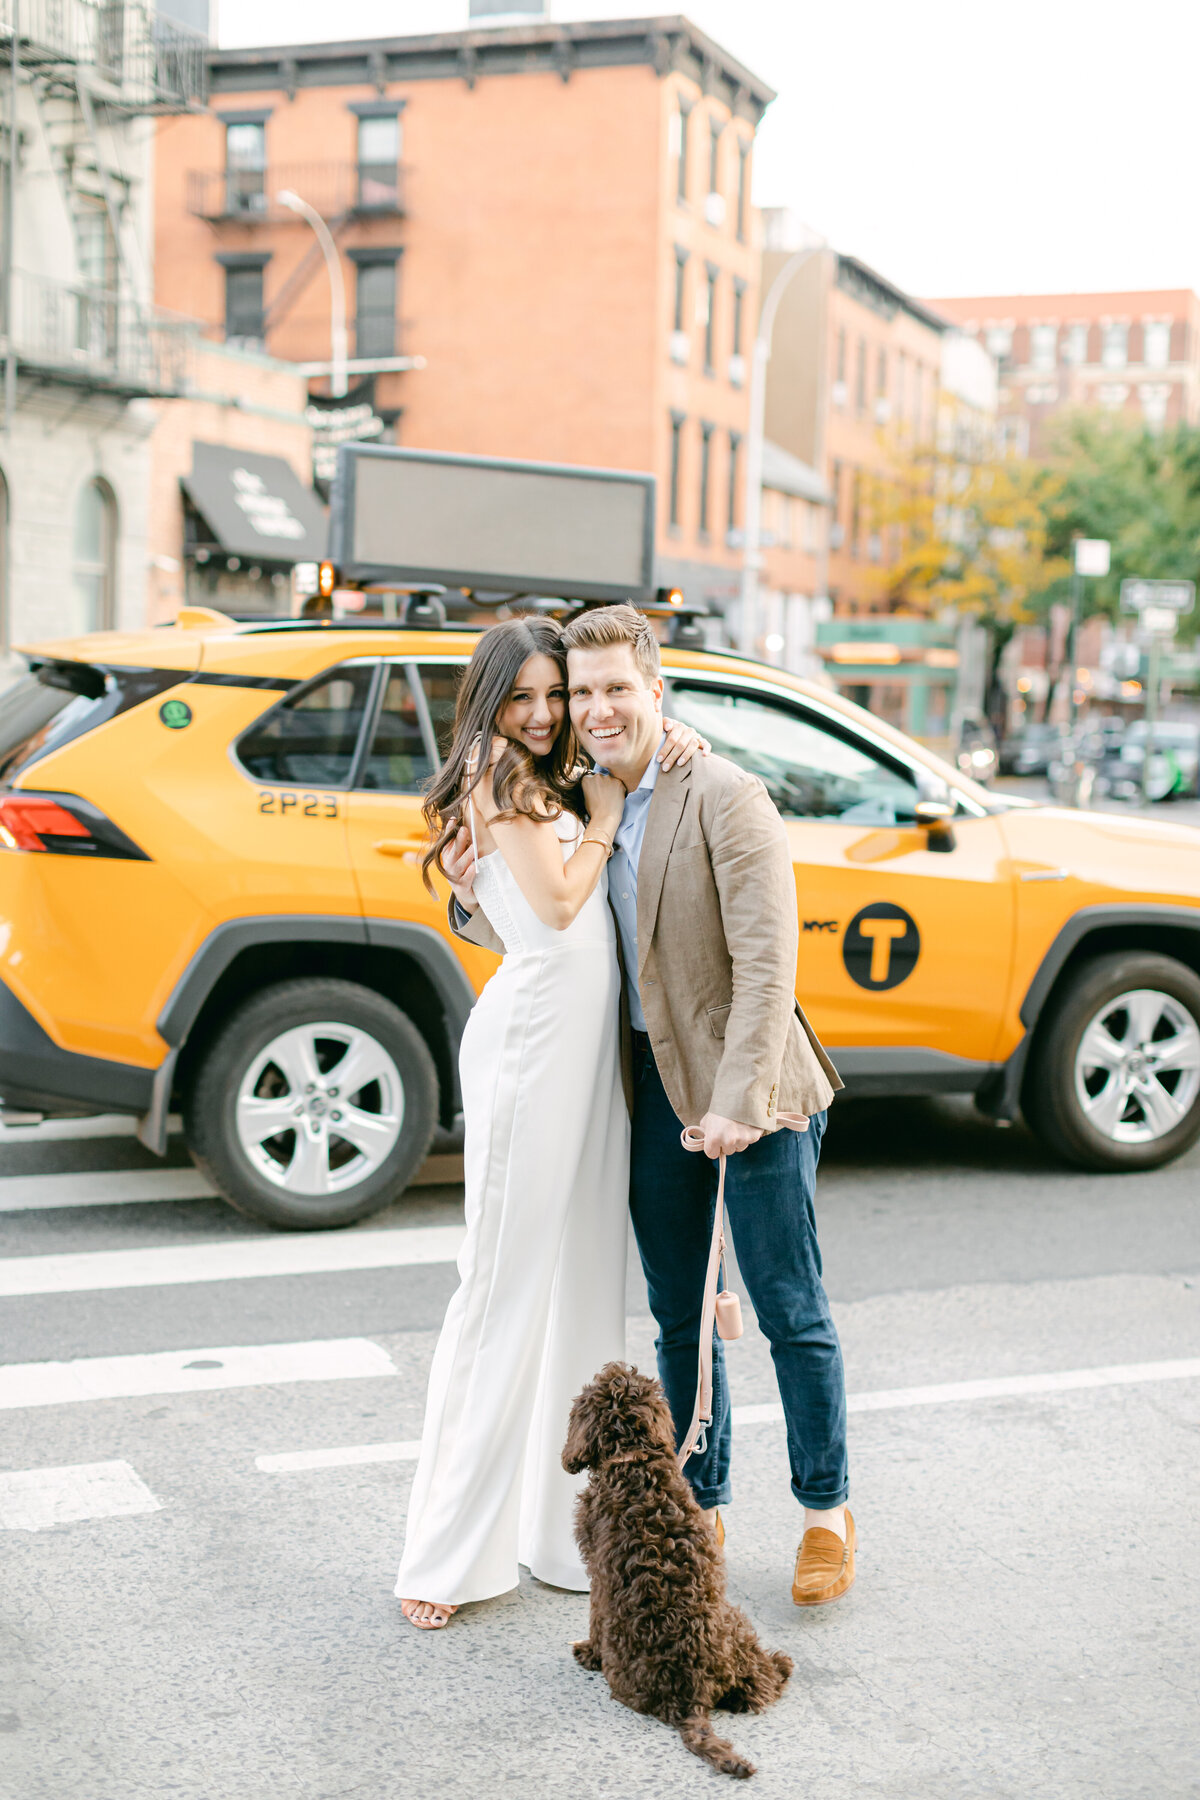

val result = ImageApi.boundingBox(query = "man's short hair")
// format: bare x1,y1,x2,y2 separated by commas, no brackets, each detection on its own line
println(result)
560,603,661,684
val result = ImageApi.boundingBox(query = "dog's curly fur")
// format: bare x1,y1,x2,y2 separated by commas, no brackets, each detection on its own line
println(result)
563,1361,793,1779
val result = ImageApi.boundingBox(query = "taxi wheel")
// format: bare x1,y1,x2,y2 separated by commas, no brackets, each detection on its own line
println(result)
184,978,438,1229
1024,952,1200,1171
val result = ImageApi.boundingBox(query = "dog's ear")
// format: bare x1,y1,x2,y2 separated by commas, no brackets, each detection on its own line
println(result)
563,1361,637,1473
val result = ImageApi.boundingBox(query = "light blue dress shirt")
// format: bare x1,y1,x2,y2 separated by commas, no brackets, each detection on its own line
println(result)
605,737,663,1033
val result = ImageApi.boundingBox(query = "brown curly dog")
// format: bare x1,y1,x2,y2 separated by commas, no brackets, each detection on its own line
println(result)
563,1361,793,1779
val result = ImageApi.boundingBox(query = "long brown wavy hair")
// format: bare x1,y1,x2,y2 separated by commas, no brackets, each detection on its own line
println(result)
421,618,584,895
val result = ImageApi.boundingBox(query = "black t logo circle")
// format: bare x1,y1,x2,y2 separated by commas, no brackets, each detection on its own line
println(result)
842,903,920,991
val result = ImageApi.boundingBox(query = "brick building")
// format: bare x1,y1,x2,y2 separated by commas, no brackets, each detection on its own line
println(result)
153,16,773,614
927,290,1200,455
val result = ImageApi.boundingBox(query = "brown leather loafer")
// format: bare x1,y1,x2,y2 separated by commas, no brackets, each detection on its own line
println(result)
792,1508,855,1606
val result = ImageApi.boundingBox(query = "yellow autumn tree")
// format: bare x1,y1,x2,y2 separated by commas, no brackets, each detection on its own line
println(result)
864,443,1068,625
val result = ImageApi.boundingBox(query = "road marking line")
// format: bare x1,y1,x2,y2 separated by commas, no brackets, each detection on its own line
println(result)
255,1357,1200,1475
0,1338,396,1411
257,1439,422,1473
0,1169,214,1212
0,1224,466,1297
0,1460,161,1532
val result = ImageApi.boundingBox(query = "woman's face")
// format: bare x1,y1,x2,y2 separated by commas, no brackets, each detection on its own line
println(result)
497,653,566,758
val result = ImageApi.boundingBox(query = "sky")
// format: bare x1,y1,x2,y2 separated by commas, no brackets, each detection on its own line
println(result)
217,0,1200,303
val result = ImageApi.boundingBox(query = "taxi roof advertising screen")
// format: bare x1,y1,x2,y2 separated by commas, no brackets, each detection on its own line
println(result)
329,444,656,600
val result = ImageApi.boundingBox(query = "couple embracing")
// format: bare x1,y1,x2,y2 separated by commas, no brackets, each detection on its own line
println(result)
396,604,852,1629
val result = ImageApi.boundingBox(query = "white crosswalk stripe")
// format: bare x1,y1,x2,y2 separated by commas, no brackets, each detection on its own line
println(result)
0,1337,396,1410
0,1168,214,1212
0,1115,181,1145
0,1460,163,1532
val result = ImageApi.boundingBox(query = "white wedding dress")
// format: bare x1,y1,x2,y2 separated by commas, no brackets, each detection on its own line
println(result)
394,807,629,1604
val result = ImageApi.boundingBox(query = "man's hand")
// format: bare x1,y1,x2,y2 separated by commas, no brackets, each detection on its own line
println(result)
698,1112,764,1159
441,824,478,914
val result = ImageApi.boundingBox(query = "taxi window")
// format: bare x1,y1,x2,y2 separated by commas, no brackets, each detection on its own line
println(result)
667,682,918,823
359,667,435,793
418,663,462,761
237,665,374,787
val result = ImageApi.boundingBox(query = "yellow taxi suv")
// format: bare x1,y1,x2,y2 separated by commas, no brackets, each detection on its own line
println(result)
2,609,1199,1230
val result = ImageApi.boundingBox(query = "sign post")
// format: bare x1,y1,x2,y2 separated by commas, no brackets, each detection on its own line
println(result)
1119,578,1196,802
1068,540,1110,723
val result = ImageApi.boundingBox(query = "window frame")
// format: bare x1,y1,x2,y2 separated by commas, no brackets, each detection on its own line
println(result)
660,667,990,821
352,657,443,794
232,657,386,792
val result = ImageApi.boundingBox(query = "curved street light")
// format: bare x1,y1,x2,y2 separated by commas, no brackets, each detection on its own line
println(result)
739,236,829,652
276,189,349,398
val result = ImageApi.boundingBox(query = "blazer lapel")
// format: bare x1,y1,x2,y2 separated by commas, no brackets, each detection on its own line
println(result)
636,758,691,981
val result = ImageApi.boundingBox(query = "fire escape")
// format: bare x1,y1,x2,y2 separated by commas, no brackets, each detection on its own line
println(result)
0,0,207,422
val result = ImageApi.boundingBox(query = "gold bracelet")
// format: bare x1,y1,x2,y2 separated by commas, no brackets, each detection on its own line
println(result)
580,832,614,858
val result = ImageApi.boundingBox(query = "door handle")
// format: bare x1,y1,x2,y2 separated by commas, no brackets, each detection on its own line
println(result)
374,837,427,858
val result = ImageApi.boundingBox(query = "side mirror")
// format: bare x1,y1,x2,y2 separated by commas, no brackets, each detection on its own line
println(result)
913,773,956,851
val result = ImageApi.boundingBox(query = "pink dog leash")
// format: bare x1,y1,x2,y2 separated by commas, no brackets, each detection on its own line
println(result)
676,1113,810,1470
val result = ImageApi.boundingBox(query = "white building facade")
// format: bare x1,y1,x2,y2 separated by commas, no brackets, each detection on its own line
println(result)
0,0,204,653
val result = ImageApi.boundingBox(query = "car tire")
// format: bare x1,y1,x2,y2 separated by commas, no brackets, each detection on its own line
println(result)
184,978,439,1229
1024,952,1200,1172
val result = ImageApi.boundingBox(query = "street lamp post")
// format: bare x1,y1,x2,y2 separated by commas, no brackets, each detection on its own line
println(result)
276,189,348,399
738,237,827,652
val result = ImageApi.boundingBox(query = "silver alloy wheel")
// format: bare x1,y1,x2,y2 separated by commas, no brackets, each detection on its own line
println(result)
1073,988,1200,1144
235,1020,405,1194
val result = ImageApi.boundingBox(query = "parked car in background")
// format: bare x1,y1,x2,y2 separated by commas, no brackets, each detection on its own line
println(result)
956,717,998,784
1001,721,1072,779
1117,720,1200,801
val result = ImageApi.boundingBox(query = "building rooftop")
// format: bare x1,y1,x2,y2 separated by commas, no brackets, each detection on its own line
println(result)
205,14,775,118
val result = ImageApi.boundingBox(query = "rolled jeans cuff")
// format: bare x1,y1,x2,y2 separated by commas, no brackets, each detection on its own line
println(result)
686,1474,732,1510
793,1477,850,1510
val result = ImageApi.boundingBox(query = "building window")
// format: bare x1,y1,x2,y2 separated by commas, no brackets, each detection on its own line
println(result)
708,117,722,195
1142,320,1171,367
735,138,749,241
850,467,861,556
224,120,266,215
71,478,116,636
703,265,718,372
668,412,684,529
356,113,401,211
1101,322,1128,368
985,325,1012,362
673,248,688,332
855,338,866,413
353,255,398,357
727,430,741,538
1030,324,1057,371
731,278,745,356
223,261,266,346
676,98,692,202
1062,323,1089,365
698,423,713,537
877,346,887,397
896,350,906,420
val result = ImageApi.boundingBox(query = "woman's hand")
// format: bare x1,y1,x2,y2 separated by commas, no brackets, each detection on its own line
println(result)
659,717,711,771
581,769,626,837
440,824,479,914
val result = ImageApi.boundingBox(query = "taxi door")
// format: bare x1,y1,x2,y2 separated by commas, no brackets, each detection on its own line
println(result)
341,659,497,1000
664,675,1015,1069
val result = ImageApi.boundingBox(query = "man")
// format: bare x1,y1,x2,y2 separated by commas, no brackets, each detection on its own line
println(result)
449,605,853,1606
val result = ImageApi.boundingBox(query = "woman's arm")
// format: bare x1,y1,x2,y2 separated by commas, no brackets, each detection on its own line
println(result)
476,765,626,932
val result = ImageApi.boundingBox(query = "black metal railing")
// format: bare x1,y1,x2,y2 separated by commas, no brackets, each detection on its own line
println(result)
186,162,405,223
0,0,206,111
2,270,193,395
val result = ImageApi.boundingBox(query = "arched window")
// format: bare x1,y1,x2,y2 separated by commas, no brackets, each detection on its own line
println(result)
71,478,116,634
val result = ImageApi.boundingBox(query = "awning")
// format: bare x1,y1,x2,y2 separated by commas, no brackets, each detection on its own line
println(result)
181,442,328,563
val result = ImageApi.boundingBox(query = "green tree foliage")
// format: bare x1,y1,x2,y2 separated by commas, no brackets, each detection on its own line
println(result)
1040,415,1200,641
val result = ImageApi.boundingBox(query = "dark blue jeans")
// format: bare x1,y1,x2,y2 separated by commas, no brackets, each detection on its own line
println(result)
628,1037,849,1511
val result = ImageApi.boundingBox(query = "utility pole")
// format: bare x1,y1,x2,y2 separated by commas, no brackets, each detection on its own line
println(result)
739,236,827,652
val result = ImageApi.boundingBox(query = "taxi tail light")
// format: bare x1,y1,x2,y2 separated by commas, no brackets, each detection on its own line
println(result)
0,792,149,860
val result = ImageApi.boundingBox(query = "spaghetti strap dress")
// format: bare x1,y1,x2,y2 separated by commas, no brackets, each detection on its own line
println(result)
394,803,628,1602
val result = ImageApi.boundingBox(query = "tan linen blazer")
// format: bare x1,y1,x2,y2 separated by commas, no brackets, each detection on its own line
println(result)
450,751,841,1130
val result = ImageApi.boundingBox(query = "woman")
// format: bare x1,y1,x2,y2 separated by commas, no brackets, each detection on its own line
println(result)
396,618,706,1630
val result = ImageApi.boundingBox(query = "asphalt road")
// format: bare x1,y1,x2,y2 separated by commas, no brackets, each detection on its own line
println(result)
1,1099,1197,1800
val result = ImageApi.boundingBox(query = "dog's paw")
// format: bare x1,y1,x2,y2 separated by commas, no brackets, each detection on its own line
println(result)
772,1650,794,1682
572,1639,602,1672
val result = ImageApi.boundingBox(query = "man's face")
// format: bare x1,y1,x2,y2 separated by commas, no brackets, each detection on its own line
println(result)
567,643,664,781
